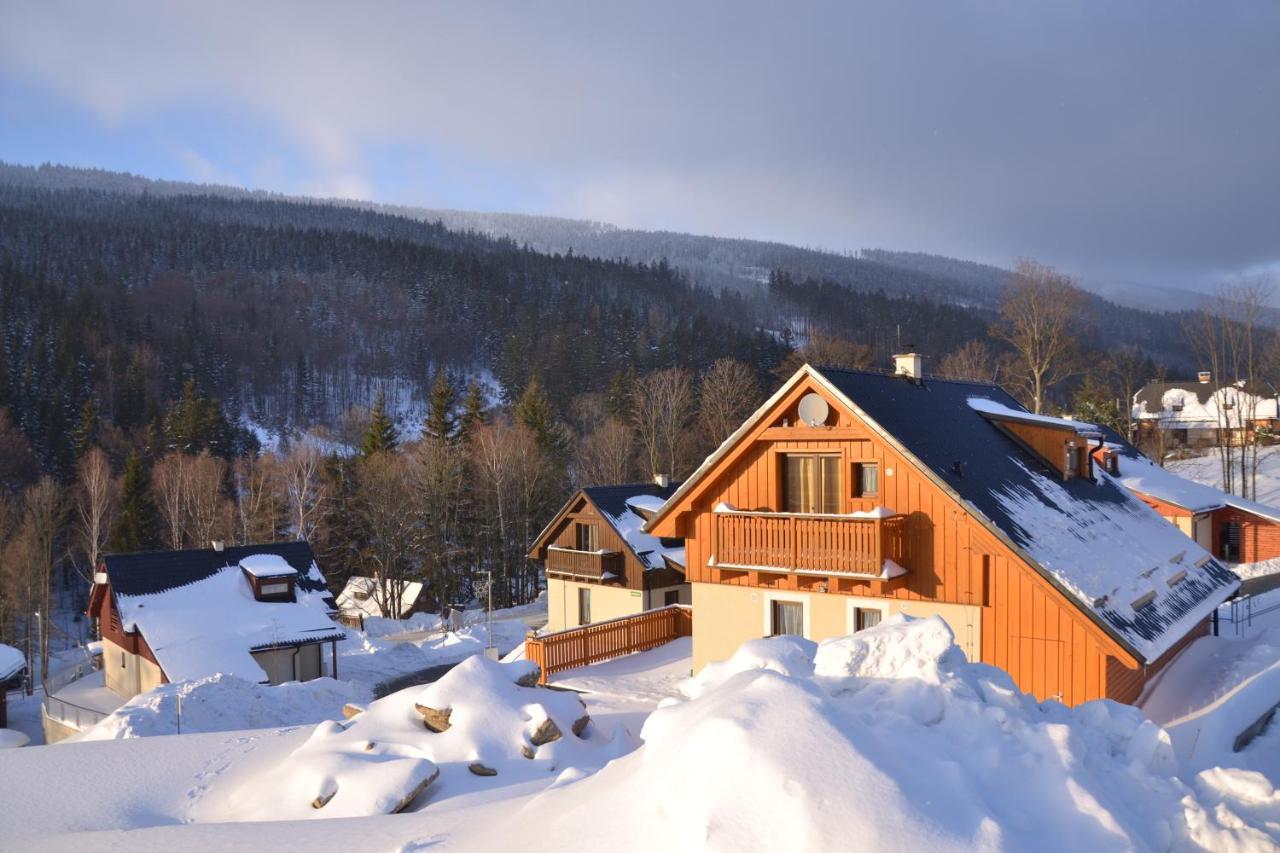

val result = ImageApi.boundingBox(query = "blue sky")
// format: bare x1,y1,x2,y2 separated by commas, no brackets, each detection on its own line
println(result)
1,2,1278,289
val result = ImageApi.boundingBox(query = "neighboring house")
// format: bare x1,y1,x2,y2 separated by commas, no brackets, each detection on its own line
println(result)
644,355,1239,707
1096,433,1280,564
336,577,430,627
86,541,343,701
529,482,688,632
0,644,26,730
1133,373,1279,448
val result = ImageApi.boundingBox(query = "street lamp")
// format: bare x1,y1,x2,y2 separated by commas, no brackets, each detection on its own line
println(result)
477,570,498,661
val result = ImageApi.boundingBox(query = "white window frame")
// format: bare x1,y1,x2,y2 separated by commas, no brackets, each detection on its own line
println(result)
762,591,811,638
845,596,891,634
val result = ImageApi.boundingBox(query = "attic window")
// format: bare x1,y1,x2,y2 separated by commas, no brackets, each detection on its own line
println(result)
260,581,291,597
1167,571,1187,588
1171,401,1184,412
1131,591,1157,611
353,590,370,601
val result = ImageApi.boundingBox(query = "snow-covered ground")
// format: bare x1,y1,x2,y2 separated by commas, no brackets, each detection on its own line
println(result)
3,615,1278,851
1168,446,1280,507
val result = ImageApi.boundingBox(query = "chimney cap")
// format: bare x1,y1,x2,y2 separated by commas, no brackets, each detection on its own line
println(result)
1197,371,1212,384
893,352,925,379
654,473,670,488
211,540,225,552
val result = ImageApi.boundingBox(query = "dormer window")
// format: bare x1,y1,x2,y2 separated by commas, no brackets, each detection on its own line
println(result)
239,554,298,602
1064,445,1083,480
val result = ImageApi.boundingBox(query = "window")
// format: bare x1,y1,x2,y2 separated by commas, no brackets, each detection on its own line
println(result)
664,589,680,606
578,587,592,625
574,522,600,552
783,454,841,514
853,462,879,497
853,607,882,632
770,600,805,636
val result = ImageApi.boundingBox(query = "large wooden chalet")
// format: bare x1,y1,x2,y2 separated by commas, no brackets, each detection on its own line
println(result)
87,541,343,700
644,356,1240,706
529,483,688,632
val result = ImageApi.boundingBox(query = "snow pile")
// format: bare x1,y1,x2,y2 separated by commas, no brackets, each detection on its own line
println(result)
488,615,1277,851
78,674,367,741
686,635,815,698
359,611,441,638
1233,557,1280,581
216,656,636,822
0,642,25,681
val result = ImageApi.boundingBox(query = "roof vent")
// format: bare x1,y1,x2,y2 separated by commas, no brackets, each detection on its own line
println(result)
211,540,225,552
1198,371,1211,384
951,461,964,478
894,352,924,380
654,473,670,488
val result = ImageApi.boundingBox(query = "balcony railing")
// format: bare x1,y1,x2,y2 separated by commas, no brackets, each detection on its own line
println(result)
545,546,625,581
714,510,903,577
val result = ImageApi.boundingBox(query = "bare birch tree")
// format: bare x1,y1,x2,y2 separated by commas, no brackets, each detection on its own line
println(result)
280,445,329,542
575,418,636,487
73,448,118,579
699,358,761,452
632,367,696,480
937,340,1000,383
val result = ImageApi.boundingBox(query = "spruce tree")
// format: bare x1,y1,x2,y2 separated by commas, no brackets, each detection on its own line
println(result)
360,389,400,457
514,376,569,460
458,379,488,440
111,452,159,552
423,369,458,444
605,369,635,420
72,397,99,457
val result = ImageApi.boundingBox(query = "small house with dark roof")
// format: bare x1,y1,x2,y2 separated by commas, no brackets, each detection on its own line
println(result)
529,481,688,631
86,541,343,701
644,357,1239,707
0,643,26,731
1133,374,1279,448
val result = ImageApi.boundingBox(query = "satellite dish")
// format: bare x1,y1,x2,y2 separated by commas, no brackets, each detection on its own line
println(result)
797,393,830,427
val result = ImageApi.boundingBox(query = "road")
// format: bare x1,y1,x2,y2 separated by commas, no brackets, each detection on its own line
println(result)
371,662,460,699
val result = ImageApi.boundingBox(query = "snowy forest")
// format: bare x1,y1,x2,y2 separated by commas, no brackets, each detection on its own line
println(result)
0,163,1262,661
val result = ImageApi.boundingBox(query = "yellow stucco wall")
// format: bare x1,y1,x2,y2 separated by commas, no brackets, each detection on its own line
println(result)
546,578,691,631
102,636,164,699
690,581,982,672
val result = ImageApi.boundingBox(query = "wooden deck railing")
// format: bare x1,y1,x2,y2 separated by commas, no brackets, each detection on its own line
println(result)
715,510,902,576
524,605,692,684
544,546,625,580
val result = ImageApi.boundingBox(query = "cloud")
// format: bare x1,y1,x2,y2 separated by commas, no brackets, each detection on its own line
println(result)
0,1,1277,285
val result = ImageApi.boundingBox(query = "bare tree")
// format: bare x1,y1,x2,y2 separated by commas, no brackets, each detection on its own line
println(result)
775,330,874,379
73,448,118,580
408,437,467,612
234,454,282,545
280,445,329,542
20,477,65,678
699,358,761,451
575,418,636,487
152,454,188,550
152,451,230,549
937,340,1001,383
353,452,418,618
632,367,696,480
1108,345,1148,440
991,259,1085,413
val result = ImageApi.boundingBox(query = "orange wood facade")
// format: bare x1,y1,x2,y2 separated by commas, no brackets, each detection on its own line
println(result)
651,372,1194,707
89,577,166,676
531,493,684,590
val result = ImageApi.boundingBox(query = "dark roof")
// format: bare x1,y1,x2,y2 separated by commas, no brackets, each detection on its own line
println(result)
1134,379,1276,414
582,482,681,520
815,367,1239,662
103,541,333,607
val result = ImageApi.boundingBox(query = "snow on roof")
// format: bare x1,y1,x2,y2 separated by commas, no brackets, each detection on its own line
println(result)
335,576,425,620
0,643,25,682
1106,443,1229,514
600,491,686,572
238,553,298,578
1132,381,1279,426
624,494,667,514
966,396,1100,435
114,564,344,683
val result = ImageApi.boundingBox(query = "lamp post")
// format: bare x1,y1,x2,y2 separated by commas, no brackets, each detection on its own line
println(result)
478,570,497,660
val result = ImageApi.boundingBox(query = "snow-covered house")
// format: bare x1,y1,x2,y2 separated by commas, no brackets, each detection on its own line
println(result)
335,576,430,627
1095,432,1280,564
529,482,688,631
0,644,26,730
86,541,344,701
1132,374,1279,448
643,357,1240,706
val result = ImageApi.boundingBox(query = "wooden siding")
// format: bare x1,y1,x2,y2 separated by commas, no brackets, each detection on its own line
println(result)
997,420,1091,479
662,373,1148,706
545,547,625,581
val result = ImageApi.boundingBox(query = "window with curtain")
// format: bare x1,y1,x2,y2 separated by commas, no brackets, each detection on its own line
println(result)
854,462,879,497
783,454,841,513
578,587,592,625
770,600,805,636
854,607,882,632
574,522,600,551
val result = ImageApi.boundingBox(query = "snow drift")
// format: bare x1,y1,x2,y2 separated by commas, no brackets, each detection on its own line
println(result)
472,615,1278,852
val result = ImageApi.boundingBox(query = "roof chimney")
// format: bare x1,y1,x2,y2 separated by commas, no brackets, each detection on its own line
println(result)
211,540,225,552
893,353,923,380
1198,371,1211,384
654,473,670,488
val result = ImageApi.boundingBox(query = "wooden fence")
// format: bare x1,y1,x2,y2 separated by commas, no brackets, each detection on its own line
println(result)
524,605,692,684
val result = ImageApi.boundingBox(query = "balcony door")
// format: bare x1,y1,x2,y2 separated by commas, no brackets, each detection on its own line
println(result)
783,453,841,514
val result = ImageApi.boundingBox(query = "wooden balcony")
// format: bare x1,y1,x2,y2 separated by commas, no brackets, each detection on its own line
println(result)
544,546,625,581
714,510,904,577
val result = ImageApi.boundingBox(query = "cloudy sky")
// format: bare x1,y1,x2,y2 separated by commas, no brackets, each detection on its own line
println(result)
1,2,1277,288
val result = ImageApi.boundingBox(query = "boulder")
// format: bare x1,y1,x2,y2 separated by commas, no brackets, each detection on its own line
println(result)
390,766,441,814
515,665,541,687
521,744,536,760
529,716,562,746
415,704,452,733
468,762,498,777
572,714,590,737
312,786,337,809
341,703,365,720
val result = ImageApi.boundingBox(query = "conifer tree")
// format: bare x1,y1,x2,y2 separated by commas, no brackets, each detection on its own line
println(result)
360,389,399,457
423,369,458,444
111,452,159,552
458,379,488,440
514,376,569,461
72,397,99,457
